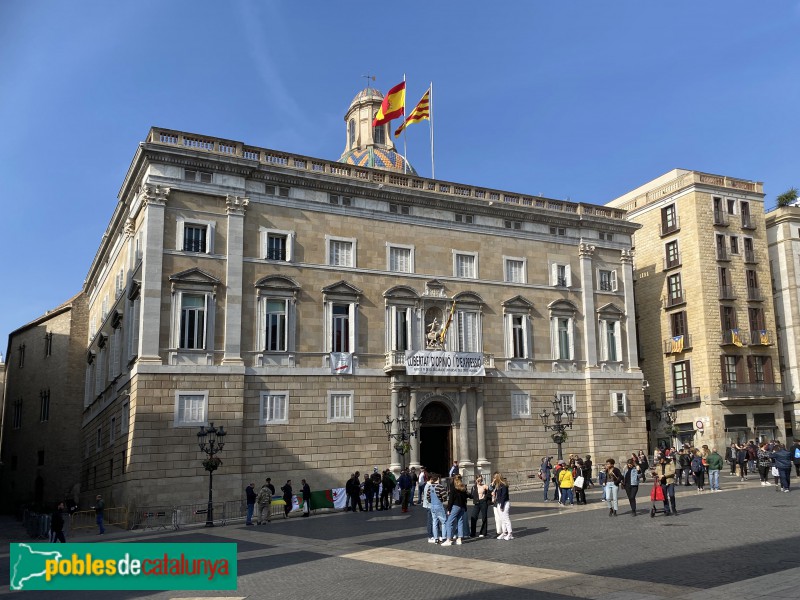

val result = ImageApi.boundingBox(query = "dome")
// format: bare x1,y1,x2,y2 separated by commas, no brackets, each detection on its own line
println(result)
339,147,417,175
348,87,383,111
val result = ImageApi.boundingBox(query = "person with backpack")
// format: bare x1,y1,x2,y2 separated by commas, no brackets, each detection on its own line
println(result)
256,482,272,524
691,450,705,492
622,458,640,516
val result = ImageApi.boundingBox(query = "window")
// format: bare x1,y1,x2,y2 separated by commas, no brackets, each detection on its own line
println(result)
743,237,755,262
601,320,621,362
174,392,208,427
329,194,352,206
727,198,736,215
327,390,354,423
177,218,215,254
746,270,759,291
661,204,678,235
388,305,412,351
599,232,614,241
110,416,116,443
511,393,531,418
715,234,728,260
598,269,617,292
12,399,22,429
260,392,289,424
557,392,576,416
551,263,571,287
18,344,25,368
39,389,50,422
179,294,207,349
322,282,360,355
127,293,141,360
388,245,414,273
672,361,691,398
348,119,356,147
44,332,53,357
666,274,683,305
266,232,291,261
121,401,130,433
455,213,474,224
454,252,477,279
264,299,288,352
96,427,103,451
611,392,627,414
115,269,125,297
331,304,350,352
722,355,741,388
748,356,773,384
720,305,737,331
503,298,532,361
719,267,733,299
456,310,480,352
730,236,739,255
549,226,567,236
184,169,212,183
504,220,522,230
671,311,688,337
276,186,290,198
37,450,45,466
510,315,526,358
556,317,572,360
665,240,680,269
550,300,576,361
389,203,410,215
748,307,765,332
327,237,356,267
504,257,526,283
741,202,753,228
373,122,385,145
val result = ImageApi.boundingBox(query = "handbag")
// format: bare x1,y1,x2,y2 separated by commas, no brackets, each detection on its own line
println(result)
771,466,779,477
574,475,585,488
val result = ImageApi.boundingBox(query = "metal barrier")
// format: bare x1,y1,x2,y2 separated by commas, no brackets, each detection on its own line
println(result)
130,498,288,531
22,511,51,539
70,507,129,531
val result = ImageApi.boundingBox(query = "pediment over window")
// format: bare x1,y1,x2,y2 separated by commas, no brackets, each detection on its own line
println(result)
502,295,533,309
384,285,420,300
169,268,222,286
453,291,484,304
255,275,300,292
596,303,624,317
548,299,578,314
424,279,447,297
322,280,363,297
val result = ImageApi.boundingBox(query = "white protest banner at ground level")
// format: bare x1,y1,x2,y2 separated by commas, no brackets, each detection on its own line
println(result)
404,351,485,376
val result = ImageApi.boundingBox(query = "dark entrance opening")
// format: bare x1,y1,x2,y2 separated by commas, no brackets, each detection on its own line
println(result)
420,401,452,476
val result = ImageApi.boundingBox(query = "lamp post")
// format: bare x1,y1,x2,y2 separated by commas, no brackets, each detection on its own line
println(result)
656,403,678,442
539,395,575,461
382,397,421,471
197,422,226,527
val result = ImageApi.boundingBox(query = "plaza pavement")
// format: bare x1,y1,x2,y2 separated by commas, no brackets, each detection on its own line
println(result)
1,473,798,599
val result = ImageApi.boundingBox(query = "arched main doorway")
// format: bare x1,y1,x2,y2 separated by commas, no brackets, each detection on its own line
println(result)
419,401,452,476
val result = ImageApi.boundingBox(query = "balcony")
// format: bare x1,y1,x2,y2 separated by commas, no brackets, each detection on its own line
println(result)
741,215,755,230
555,276,568,287
746,287,763,302
719,382,783,398
663,388,701,406
660,218,680,237
664,334,692,354
716,246,730,261
663,254,682,271
718,285,736,300
744,249,756,263
665,291,686,308
384,351,495,373
713,210,729,226
720,329,749,346
749,329,773,346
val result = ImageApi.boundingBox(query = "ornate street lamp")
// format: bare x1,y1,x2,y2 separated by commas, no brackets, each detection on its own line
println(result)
656,403,678,441
382,397,421,470
197,422,226,527
539,395,575,461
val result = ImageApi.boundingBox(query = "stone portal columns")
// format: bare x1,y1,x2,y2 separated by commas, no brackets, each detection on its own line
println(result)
222,195,248,365
620,249,640,371
458,388,473,471
475,388,489,473
409,388,420,468
579,243,598,369
137,185,170,364
389,386,401,471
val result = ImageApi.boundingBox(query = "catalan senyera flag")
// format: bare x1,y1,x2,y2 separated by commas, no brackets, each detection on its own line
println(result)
373,81,406,127
395,88,431,136
439,300,457,345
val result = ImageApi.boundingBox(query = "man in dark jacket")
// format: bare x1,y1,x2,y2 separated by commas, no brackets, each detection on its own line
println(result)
245,482,257,525
301,479,311,517
770,444,792,492
281,480,293,518
398,469,413,512
348,472,363,513
381,469,395,510
370,468,382,510
51,502,66,543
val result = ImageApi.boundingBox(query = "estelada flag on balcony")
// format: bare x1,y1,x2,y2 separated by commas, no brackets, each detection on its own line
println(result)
671,335,684,353
731,328,743,347
373,81,406,127
395,88,430,136
760,330,769,345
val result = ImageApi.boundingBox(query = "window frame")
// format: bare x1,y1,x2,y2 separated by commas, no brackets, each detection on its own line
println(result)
557,392,577,417
260,391,289,424
597,268,618,292
610,391,627,415
453,251,478,279
177,217,216,254
327,390,354,423
503,256,527,284
550,263,572,287
173,391,209,428
261,227,295,262
387,243,415,274
511,392,531,419
39,389,50,422
326,235,357,268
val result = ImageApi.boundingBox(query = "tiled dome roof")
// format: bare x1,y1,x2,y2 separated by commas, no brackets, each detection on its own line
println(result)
349,87,383,108
339,147,417,175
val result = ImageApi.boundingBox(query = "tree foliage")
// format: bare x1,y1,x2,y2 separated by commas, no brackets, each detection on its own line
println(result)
777,187,799,207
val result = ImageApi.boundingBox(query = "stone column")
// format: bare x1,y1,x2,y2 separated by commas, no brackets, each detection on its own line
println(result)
409,388,420,468
579,243,598,369
458,388,473,470
389,386,401,471
620,249,640,371
137,185,169,364
475,388,489,473
222,195,248,366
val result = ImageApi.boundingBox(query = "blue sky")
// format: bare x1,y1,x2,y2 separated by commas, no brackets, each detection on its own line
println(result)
1,1,798,348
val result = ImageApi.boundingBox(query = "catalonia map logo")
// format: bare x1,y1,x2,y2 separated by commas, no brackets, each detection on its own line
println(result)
10,543,237,591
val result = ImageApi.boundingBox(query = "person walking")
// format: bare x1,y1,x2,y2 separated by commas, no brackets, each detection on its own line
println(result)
623,459,640,516
706,448,724,492
469,474,490,538
492,473,513,540
427,474,447,543
442,474,468,546
637,451,649,483
770,443,793,492
604,459,622,516
584,455,594,487
540,456,553,502
757,442,773,486
256,482,272,524
301,479,311,517
690,451,705,492
51,502,67,543
245,482,257,526
653,455,677,515
575,458,589,505
281,480,293,518
93,494,105,535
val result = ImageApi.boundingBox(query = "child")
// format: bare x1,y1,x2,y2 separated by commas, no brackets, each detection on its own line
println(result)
598,468,607,501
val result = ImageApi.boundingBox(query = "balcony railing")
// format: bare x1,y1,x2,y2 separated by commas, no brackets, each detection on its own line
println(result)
663,254,681,270
744,249,756,263
664,334,692,354
663,388,701,406
716,246,730,261
719,382,783,398
746,287,763,301
713,210,729,226
718,285,736,300
660,218,680,237
665,291,685,308
720,329,749,346
749,329,773,345
741,215,755,230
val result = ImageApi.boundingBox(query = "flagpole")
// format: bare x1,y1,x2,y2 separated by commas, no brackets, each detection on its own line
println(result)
402,73,408,175
429,81,435,179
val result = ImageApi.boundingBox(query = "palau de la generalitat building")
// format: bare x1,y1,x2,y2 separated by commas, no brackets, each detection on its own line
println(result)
79,87,647,508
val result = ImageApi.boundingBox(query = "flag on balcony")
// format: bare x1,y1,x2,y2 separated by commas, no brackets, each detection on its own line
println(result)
731,328,743,347
759,330,769,345
671,335,684,353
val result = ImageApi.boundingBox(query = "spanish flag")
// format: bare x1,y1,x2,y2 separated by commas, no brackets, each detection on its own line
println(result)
395,88,431,136
373,81,405,127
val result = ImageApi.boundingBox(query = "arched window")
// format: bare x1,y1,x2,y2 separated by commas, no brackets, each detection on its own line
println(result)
348,119,356,148
372,113,385,145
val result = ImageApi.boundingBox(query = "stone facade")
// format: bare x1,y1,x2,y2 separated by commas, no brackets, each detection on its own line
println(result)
0,294,88,511
608,170,784,451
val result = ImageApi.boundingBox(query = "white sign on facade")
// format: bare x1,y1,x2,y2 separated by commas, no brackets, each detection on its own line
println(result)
404,351,485,377
330,352,353,375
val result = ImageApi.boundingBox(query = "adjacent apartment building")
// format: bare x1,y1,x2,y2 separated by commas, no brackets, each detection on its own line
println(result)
72,87,647,508
608,170,784,452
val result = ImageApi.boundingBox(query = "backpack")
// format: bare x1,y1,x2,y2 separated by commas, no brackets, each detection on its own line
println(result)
257,488,271,506
794,447,800,460
629,468,639,487
691,456,703,472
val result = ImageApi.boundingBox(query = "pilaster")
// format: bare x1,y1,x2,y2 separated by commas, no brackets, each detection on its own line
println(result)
620,249,640,371
221,195,249,366
579,243,598,368
137,185,169,364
